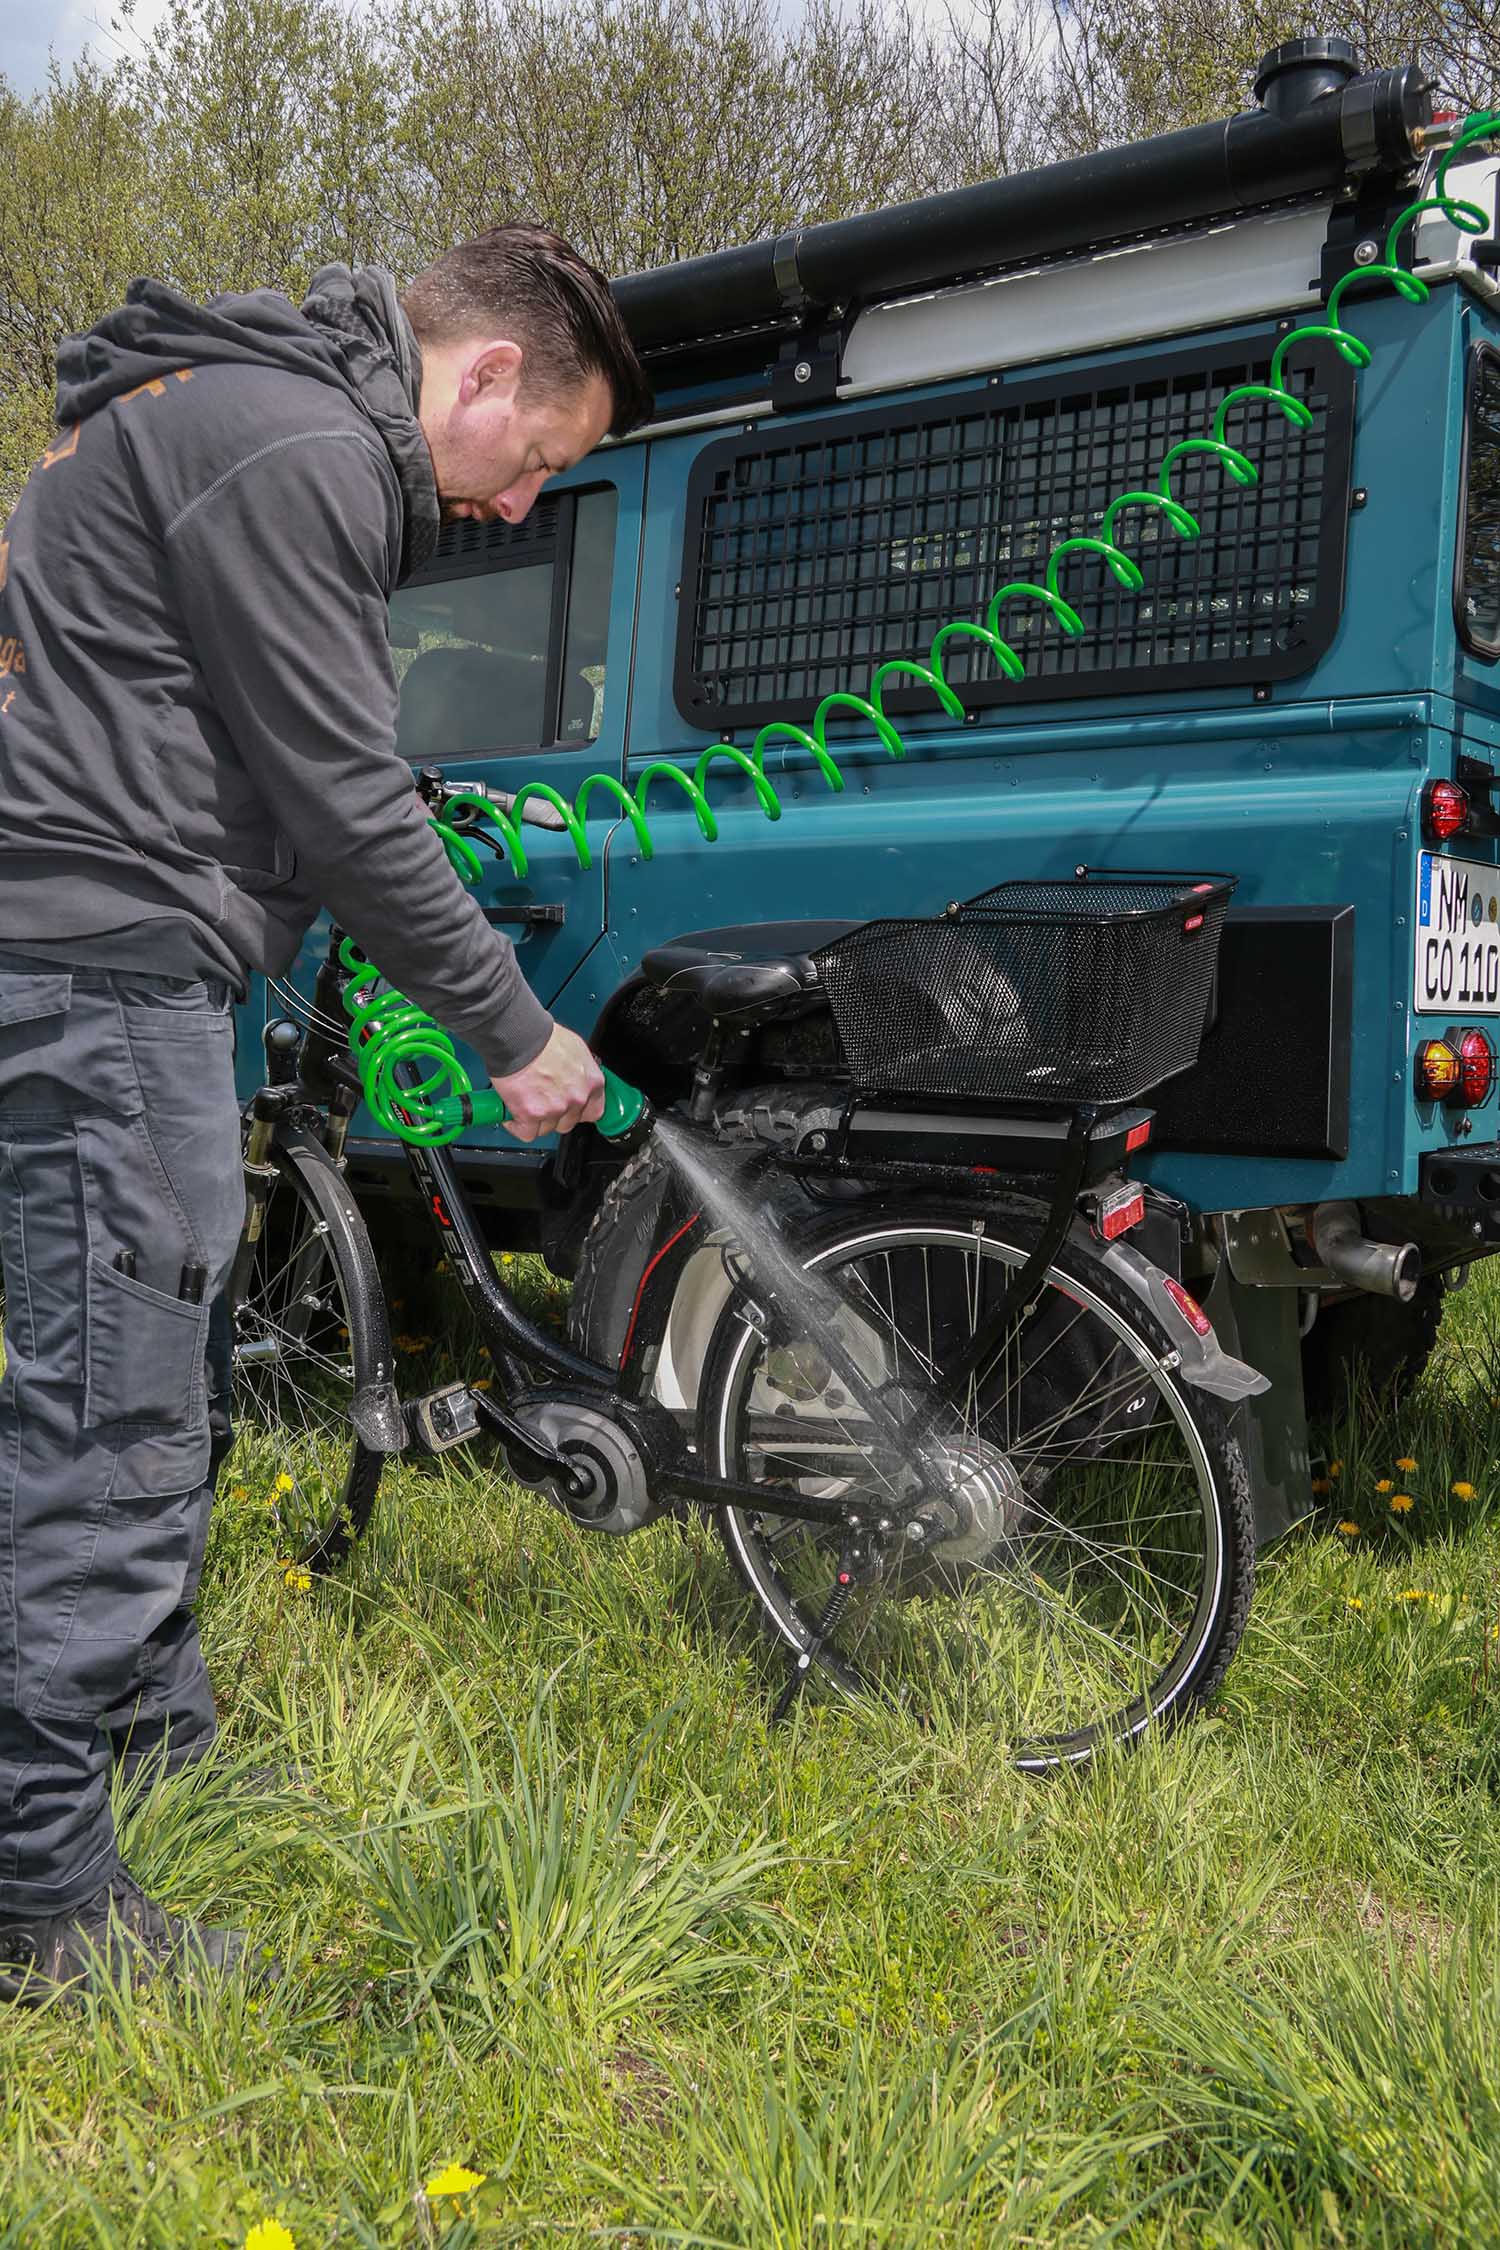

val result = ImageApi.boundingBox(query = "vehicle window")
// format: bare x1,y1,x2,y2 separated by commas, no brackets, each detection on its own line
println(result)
559,488,618,744
675,335,1356,727
390,486,617,759
1458,351,1500,658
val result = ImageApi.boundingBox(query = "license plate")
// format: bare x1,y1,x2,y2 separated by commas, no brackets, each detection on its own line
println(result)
1415,849,1500,1014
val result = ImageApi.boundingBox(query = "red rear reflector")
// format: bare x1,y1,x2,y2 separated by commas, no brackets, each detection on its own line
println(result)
1125,1120,1152,1152
1163,1277,1213,1337
1423,780,1470,843
1182,912,1205,934
1094,1186,1145,1241
1416,1037,1462,1101
1460,1028,1496,1106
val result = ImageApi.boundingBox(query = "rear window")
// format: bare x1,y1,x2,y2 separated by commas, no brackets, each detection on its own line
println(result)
675,334,1356,728
1457,346,1500,659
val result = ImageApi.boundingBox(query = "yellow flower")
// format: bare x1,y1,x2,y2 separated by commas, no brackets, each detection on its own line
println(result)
231,1483,248,1500
1374,1478,1393,1494
472,1378,491,1391
1453,1481,1477,1500
244,2223,297,2250
500,1253,516,1265
1346,1596,1364,1611
1310,1477,1331,1495
1336,1520,1361,1537
1328,1460,1343,1479
1396,1456,1418,1471
1399,1588,1433,1603
274,1473,295,1493
425,2163,487,2198
282,1564,312,1593
1390,1492,1415,1513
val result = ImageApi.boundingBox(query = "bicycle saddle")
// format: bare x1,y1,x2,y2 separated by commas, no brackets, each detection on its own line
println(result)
639,921,856,1022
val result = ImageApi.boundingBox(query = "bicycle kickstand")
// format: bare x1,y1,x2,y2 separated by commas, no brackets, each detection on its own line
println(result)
770,1533,872,1725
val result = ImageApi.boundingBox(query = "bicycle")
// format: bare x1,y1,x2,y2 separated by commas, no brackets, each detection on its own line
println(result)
225,854,1263,1770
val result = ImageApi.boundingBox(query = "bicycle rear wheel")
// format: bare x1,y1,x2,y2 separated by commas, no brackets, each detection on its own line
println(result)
701,1204,1254,1768
228,1133,388,1571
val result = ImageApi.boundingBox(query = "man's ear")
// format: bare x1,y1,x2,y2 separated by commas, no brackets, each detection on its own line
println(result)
462,339,524,408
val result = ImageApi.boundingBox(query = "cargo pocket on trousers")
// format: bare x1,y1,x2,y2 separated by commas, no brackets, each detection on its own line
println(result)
83,1252,210,1463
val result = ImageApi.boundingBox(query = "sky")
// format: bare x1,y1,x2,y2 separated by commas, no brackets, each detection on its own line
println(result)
4,0,973,99
2,0,175,96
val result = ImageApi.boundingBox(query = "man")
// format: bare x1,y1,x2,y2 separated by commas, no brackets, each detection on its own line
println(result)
0,224,652,2001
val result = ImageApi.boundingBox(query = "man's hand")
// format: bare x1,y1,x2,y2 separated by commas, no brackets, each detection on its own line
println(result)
490,1024,605,1142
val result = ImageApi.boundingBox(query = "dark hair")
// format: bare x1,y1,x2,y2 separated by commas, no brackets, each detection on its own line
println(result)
402,223,652,439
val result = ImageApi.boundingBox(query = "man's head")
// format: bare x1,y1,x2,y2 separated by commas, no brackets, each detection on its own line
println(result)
403,223,652,527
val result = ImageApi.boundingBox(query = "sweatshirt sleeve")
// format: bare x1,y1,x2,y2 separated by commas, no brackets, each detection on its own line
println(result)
163,426,554,1078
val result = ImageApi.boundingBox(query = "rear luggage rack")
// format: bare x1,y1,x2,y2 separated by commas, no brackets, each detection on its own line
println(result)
813,870,1235,1108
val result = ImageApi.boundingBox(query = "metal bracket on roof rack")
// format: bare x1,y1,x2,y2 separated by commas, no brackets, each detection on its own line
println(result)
1317,174,1421,300
770,319,844,413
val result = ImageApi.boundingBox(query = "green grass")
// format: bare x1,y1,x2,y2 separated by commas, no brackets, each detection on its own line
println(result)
5,1256,1500,2246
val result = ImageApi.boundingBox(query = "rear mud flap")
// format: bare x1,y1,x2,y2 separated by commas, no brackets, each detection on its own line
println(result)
350,1380,406,1453
1086,1231,1270,1402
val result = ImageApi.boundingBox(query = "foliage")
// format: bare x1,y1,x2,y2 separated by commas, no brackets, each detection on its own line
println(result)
4,0,1495,508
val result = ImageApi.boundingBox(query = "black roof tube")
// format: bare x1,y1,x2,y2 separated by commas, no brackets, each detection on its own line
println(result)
611,56,1431,356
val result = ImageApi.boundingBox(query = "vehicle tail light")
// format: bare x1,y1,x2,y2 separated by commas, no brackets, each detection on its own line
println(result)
1423,780,1470,843
1460,1028,1496,1106
1415,1037,1462,1100
1093,1185,1145,1241
1125,1119,1153,1153
1162,1277,1213,1337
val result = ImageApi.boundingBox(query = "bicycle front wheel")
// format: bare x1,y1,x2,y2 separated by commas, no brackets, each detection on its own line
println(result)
228,1132,389,1571
701,1205,1254,1769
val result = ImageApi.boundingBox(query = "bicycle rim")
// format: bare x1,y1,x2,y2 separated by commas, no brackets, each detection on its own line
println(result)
706,1216,1247,1767
229,1155,382,1570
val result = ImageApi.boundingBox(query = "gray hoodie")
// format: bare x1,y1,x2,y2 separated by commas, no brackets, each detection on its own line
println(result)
0,263,553,1078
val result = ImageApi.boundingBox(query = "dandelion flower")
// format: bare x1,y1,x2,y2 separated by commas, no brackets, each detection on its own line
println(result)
1329,1460,1344,1479
282,1564,312,1593
1346,1596,1364,1610
1337,1520,1361,1538
1375,1478,1393,1494
1311,1477,1331,1495
425,2163,487,2198
472,1378,491,1391
244,2224,297,2250
274,1473,295,1493
1400,1588,1431,1603
231,1483,248,1500
1453,1481,1477,1499
1390,1492,1415,1514
1396,1455,1418,1471
500,1253,515,1265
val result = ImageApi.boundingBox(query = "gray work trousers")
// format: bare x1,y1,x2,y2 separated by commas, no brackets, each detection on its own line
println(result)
0,953,245,1918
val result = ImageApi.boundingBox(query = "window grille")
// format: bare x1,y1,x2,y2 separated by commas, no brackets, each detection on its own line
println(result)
675,335,1355,728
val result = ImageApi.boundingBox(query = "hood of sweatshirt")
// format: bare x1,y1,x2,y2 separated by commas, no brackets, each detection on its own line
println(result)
54,263,440,581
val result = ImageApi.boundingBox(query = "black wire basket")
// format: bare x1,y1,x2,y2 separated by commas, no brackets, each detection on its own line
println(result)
812,871,1237,1107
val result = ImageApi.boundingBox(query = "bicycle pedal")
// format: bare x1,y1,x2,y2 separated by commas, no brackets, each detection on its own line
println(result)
405,1382,483,1455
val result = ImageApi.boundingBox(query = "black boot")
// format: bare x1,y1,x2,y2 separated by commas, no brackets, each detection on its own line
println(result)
0,1866,275,2006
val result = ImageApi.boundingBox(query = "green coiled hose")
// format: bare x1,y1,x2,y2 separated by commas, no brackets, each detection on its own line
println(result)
347,113,1500,1146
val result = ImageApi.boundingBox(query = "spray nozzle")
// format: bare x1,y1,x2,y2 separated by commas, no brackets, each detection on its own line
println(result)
425,1064,651,1147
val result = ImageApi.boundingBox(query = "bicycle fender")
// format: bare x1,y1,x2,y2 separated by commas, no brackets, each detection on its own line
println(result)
1081,1228,1271,1402
280,1125,407,1452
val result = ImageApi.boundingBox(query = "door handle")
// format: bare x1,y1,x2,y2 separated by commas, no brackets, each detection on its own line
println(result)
483,903,567,927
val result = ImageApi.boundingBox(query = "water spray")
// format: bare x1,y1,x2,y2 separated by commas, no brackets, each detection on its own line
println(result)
344,116,1500,1148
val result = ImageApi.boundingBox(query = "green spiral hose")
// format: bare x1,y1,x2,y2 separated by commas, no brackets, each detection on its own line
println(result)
348,114,1500,1146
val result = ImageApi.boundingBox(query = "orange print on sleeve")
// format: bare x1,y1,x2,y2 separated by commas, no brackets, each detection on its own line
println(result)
39,424,80,471
0,540,8,595
0,638,26,679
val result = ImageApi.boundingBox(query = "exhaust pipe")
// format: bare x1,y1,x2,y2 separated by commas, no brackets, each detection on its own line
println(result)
1312,1201,1422,1301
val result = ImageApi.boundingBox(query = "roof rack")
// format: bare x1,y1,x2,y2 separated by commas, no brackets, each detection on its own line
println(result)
611,37,1432,364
